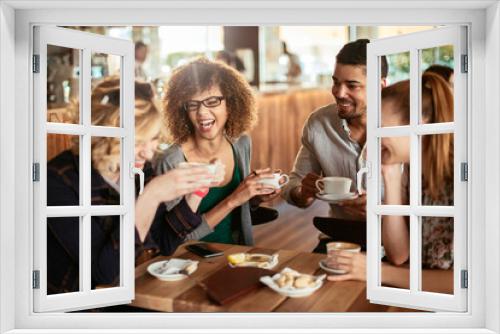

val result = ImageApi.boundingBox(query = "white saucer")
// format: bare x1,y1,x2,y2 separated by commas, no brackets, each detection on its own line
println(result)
315,192,358,202
259,267,326,298
318,259,348,275
147,259,198,281
228,253,279,269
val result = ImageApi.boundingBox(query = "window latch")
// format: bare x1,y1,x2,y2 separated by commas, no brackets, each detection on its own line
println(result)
130,163,144,195
461,162,468,182
461,269,468,289
461,54,468,73
356,162,370,195
32,55,40,73
33,163,40,182
33,270,40,289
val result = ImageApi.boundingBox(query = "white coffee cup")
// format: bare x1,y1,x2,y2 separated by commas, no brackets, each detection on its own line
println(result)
315,176,352,195
258,171,290,189
178,161,218,175
326,241,362,274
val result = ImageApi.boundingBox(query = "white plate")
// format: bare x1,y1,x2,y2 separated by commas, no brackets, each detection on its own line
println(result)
228,253,279,269
147,259,198,281
259,267,326,298
315,192,358,203
319,259,347,275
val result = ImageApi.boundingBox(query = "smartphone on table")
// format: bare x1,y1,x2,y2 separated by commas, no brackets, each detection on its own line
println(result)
186,243,224,258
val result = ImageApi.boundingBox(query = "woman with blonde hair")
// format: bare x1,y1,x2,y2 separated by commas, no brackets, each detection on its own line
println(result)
327,72,454,293
47,78,214,294
156,58,281,245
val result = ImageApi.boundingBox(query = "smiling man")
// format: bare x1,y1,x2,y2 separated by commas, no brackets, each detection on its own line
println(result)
281,39,387,224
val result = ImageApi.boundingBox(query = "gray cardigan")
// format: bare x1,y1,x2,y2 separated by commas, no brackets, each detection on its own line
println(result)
154,135,254,245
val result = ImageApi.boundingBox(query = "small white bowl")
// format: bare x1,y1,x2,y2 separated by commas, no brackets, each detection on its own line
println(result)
147,259,198,282
260,267,326,298
178,161,218,175
228,253,279,269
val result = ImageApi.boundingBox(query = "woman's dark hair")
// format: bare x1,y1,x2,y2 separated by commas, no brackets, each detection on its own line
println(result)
424,64,454,83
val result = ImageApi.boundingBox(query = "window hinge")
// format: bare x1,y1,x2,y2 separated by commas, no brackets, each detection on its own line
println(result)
461,162,468,182
32,55,40,73
461,269,468,289
461,54,468,73
33,270,40,289
33,163,40,182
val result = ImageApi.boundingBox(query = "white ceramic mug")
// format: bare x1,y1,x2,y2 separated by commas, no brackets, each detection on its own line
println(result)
258,171,290,189
178,161,218,175
315,176,352,195
326,241,362,274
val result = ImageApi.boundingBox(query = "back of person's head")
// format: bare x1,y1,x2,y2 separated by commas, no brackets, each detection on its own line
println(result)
135,41,148,62
424,64,454,83
164,57,256,143
336,39,388,78
215,50,246,72
135,41,147,52
83,77,162,177
215,50,232,64
381,72,454,199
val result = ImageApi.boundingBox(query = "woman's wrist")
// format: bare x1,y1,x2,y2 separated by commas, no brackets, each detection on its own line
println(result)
383,179,404,204
384,193,403,205
140,181,161,206
226,194,241,210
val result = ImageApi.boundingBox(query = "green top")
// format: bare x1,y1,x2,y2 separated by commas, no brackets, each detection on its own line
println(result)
199,151,241,244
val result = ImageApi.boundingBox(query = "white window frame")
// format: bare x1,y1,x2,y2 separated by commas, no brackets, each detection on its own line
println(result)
365,26,468,312
32,26,136,312
0,1,499,333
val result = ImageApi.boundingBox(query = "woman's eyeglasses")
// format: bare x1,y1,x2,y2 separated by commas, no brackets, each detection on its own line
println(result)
184,96,225,112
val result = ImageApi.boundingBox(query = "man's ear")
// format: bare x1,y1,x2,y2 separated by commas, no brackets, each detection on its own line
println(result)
381,78,387,88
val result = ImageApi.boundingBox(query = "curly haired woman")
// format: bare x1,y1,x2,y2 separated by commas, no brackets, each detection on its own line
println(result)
156,58,281,245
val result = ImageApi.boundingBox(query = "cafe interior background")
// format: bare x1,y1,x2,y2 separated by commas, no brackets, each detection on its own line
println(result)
46,25,453,312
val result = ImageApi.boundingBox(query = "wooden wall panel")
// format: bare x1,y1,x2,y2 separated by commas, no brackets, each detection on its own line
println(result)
250,88,333,174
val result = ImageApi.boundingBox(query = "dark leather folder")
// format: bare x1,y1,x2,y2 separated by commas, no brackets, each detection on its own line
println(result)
200,266,275,305
313,217,367,251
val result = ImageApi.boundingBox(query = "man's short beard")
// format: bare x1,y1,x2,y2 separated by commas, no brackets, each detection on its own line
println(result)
338,108,365,120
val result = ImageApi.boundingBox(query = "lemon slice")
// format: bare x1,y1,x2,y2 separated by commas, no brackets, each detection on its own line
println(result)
227,253,246,265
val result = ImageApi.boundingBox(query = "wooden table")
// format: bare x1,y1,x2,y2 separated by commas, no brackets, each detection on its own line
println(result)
131,243,389,312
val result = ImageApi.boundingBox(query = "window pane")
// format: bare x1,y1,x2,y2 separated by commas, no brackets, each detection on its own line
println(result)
421,216,454,294
380,215,410,290
47,134,80,206
47,45,80,124
91,53,121,127
47,216,80,295
420,45,454,124
420,134,454,206
91,216,121,290
91,137,121,205
260,26,347,86
379,137,411,205
381,51,410,128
